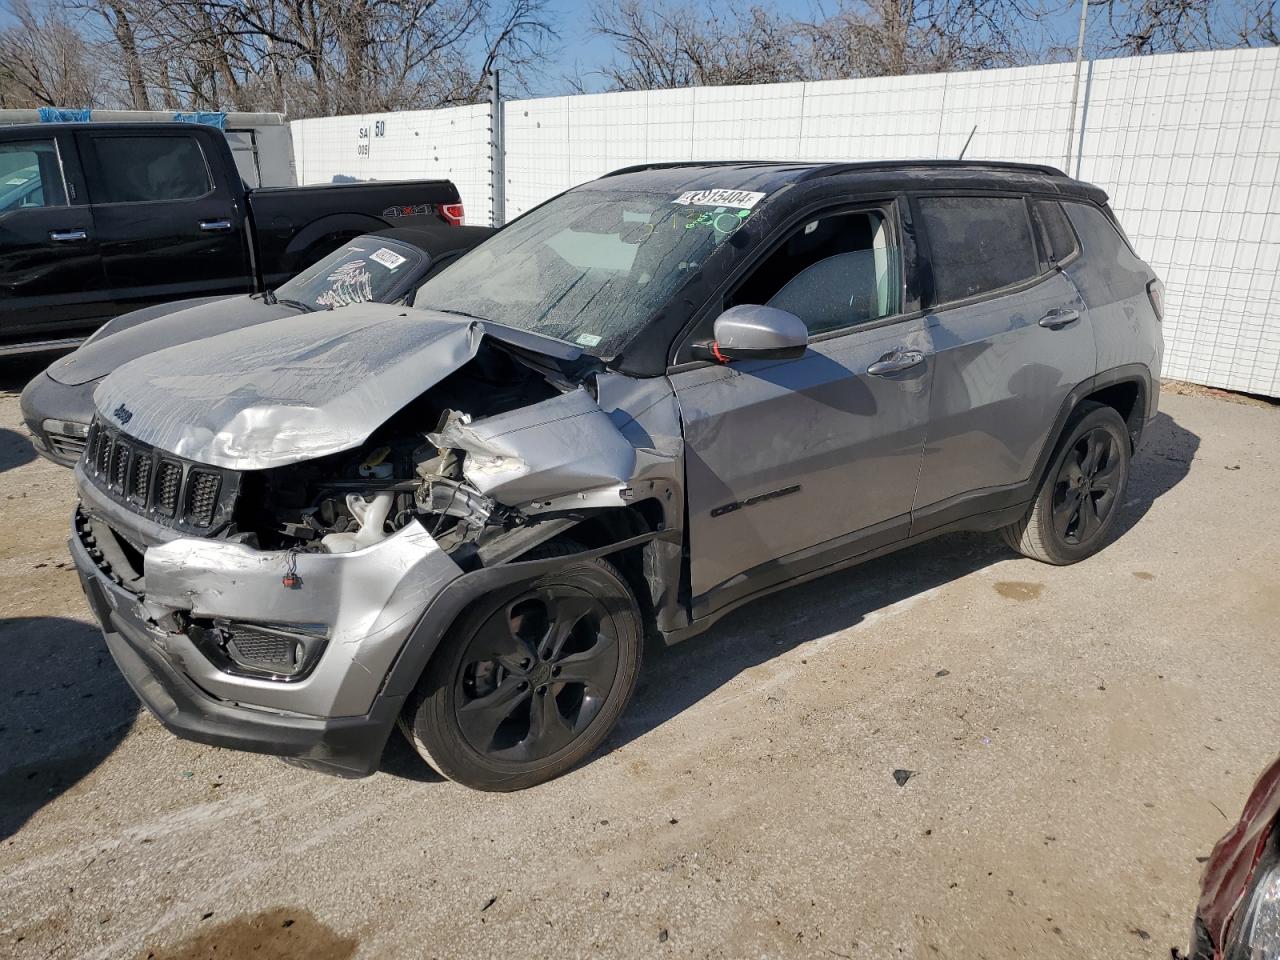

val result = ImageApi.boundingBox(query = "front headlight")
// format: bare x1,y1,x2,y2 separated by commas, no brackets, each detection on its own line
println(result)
1227,839,1280,959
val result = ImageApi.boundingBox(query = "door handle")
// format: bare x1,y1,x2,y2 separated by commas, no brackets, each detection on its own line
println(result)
867,350,926,376
1039,308,1080,330
49,229,87,242
199,219,233,232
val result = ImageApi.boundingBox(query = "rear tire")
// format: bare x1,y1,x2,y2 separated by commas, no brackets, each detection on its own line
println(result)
399,542,643,791
1000,401,1131,565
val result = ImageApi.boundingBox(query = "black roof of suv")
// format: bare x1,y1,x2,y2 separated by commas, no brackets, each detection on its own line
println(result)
598,159,1108,204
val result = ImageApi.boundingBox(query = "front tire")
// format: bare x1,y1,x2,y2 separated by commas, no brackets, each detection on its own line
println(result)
399,544,643,791
1001,401,1131,565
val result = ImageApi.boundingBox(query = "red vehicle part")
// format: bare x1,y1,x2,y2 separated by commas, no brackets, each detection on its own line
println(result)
1198,756,1280,957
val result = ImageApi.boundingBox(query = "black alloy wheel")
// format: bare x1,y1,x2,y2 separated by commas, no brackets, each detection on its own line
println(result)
400,544,643,790
1001,401,1132,565
1052,426,1123,546
454,583,621,762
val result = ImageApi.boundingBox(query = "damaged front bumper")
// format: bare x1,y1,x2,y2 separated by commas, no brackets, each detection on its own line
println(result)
70,474,465,776
71,474,666,777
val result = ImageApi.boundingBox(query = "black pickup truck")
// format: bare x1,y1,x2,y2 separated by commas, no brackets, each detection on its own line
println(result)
0,121,464,355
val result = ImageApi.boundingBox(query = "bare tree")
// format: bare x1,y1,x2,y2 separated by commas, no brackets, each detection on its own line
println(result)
96,0,151,108
1088,0,1280,54
590,0,808,90
1237,0,1279,43
1096,0,1217,53
588,0,1063,90
58,0,555,115
804,0,1065,79
0,0,108,107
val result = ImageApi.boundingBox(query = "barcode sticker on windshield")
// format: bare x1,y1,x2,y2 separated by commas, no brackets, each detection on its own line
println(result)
370,247,407,270
576,333,602,347
673,189,765,209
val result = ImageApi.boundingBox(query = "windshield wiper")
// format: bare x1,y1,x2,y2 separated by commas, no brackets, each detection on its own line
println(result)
276,297,318,313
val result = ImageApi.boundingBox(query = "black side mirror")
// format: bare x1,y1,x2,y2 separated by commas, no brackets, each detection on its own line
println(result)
692,304,808,363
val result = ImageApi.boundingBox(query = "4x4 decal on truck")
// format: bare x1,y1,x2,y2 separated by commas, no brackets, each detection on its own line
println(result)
382,203,434,218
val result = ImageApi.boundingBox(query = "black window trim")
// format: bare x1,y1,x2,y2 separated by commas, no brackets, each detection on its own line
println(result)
79,130,218,207
669,194,917,369
909,189,1059,314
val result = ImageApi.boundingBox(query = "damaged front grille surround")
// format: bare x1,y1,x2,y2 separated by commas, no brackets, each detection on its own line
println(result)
84,418,241,533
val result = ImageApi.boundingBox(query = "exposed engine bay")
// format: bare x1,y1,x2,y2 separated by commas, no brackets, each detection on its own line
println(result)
231,341,569,561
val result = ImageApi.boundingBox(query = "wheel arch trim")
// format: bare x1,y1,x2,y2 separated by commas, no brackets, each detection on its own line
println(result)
378,530,670,704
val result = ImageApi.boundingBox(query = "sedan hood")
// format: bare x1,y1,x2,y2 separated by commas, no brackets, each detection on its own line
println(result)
48,295,292,386
93,302,582,471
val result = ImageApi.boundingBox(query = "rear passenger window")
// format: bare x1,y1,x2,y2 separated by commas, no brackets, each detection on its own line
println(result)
1032,200,1079,264
728,209,902,336
91,135,212,203
918,196,1038,305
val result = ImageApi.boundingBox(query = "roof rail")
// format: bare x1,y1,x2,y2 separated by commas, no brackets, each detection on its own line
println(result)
600,160,809,178
797,159,1068,179
601,158,1069,180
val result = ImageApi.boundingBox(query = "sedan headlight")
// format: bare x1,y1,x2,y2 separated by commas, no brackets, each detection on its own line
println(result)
1227,840,1280,959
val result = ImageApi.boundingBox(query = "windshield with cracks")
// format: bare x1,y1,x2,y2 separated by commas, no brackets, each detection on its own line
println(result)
412,187,751,357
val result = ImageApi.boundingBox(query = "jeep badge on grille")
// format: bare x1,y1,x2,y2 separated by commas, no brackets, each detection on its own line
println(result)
111,404,133,425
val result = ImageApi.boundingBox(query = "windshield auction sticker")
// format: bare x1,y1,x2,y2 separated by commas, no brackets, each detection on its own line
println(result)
672,189,766,209
369,247,408,270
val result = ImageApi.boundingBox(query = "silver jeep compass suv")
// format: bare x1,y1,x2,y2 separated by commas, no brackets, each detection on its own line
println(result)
70,160,1164,790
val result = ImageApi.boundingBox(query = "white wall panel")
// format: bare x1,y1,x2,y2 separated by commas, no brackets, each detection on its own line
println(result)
291,105,491,225
797,74,949,161
503,96,571,219
292,48,1280,395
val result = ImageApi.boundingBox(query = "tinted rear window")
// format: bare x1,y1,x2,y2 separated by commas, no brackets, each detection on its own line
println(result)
91,136,212,203
918,196,1039,305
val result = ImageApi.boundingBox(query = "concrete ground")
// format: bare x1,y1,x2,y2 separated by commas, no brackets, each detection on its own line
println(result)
1,360,1277,960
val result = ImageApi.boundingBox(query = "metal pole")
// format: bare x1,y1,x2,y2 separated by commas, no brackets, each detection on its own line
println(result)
1064,0,1091,173
488,70,505,228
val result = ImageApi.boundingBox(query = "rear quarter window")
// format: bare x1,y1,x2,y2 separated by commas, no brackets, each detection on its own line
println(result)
917,196,1039,305
1061,201,1151,305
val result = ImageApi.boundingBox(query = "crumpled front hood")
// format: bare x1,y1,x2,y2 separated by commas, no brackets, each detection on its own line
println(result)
93,303,580,471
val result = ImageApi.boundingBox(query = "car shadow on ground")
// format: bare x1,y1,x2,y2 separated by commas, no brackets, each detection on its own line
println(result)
602,410,1200,760
0,426,36,474
0,617,139,841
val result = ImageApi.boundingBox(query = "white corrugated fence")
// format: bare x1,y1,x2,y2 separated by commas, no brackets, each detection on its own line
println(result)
291,47,1280,396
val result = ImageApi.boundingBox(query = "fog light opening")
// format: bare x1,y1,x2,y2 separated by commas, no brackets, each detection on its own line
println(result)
187,619,328,682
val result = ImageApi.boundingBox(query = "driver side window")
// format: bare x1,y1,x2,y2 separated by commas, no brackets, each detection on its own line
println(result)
727,208,902,337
